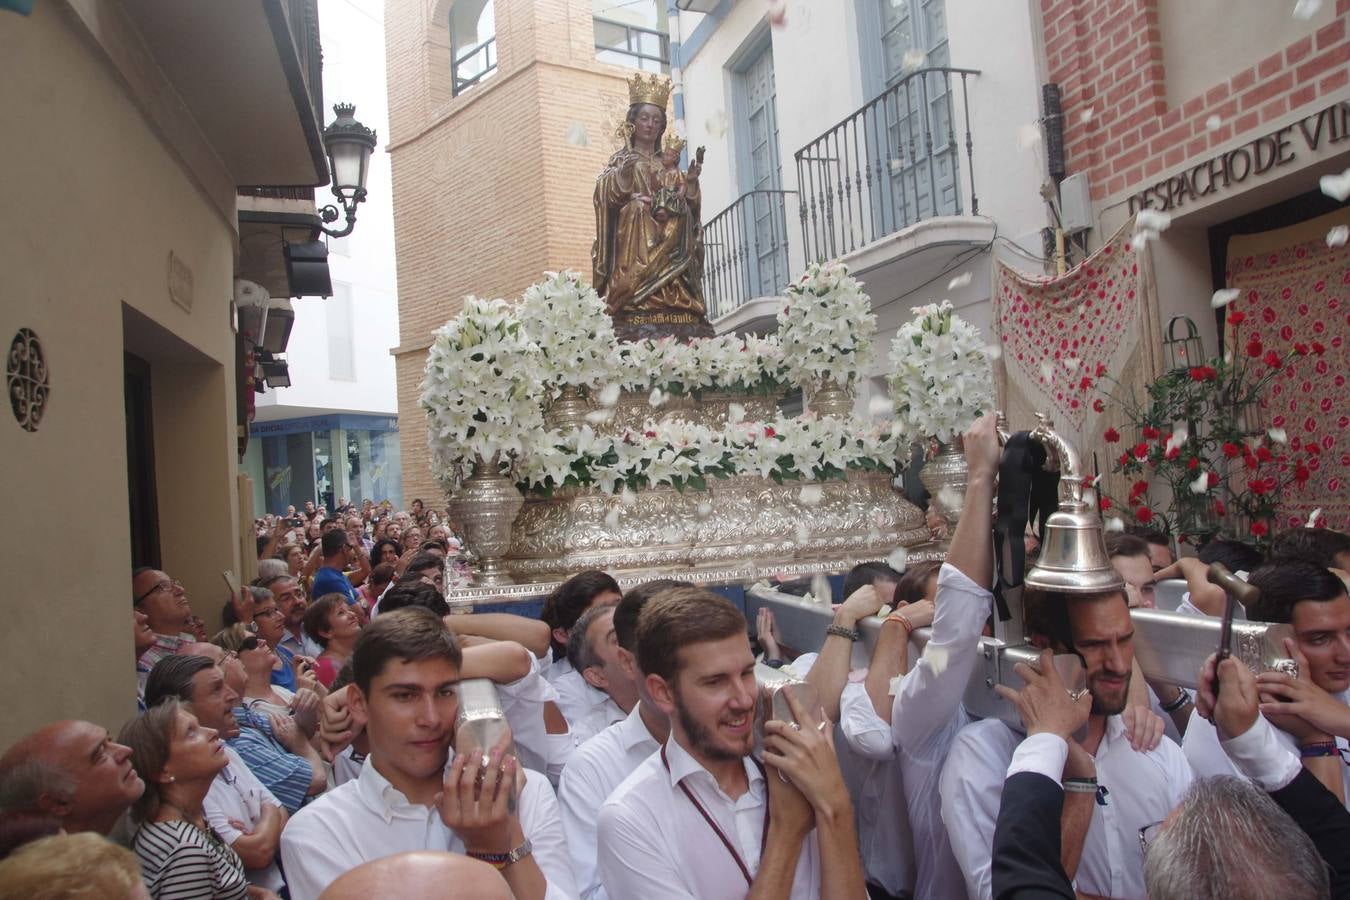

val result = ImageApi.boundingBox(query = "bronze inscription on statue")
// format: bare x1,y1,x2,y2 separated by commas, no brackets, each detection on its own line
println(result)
592,73,714,342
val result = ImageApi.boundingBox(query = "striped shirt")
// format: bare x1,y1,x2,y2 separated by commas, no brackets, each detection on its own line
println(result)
133,819,249,900
227,707,314,813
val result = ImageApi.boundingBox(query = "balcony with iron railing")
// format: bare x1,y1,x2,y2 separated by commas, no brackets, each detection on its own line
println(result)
794,66,980,265
702,189,799,325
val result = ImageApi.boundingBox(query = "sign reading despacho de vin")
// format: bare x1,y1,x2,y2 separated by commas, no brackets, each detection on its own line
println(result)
1128,101,1349,214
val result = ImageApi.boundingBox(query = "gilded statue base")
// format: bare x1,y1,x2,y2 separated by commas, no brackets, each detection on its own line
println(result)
500,469,929,580
611,310,714,343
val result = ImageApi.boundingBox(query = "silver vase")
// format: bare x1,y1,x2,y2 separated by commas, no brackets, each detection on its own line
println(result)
919,436,967,548
808,381,853,418
544,384,590,432
448,455,525,585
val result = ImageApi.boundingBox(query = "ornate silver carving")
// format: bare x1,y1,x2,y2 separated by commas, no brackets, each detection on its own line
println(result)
447,456,525,585
919,437,966,549
7,328,49,432
591,388,784,435
544,385,591,431
502,468,928,580
807,382,853,418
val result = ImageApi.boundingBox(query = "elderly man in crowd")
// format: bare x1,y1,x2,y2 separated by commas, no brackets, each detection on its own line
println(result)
540,571,624,725
132,567,195,697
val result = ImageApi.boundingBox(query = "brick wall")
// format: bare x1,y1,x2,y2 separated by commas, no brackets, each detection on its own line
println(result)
386,0,633,505
1042,0,1350,202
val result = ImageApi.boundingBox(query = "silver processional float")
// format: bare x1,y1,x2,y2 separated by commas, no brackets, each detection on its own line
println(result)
745,413,1299,731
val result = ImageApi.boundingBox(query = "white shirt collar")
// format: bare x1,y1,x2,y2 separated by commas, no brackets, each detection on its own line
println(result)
663,735,765,796
617,703,661,751
356,755,441,825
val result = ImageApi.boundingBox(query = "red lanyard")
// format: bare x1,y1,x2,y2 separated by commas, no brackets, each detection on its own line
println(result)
661,744,770,887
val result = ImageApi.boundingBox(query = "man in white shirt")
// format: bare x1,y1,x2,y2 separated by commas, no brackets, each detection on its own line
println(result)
204,745,288,893
541,572,623,722
280,607,576,900
596,586,865,900
888,411,1000,900
939,581,1193,900
558,580,677,899
1184,560,1350,805
566,604,633,745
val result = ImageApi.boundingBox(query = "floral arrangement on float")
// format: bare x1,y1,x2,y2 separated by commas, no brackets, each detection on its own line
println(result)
515,414,902,497
517,271,615,422
608,333,793,398
777,261,877,415
1089,307,1322,545
420,296,544,583
886,300,996,544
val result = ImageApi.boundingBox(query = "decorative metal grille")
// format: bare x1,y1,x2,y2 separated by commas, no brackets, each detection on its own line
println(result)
7,328,49,432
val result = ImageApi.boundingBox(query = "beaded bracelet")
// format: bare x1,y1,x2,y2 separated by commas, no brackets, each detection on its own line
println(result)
1160,690,1191,713
825,623,860,641
886,613,915,636
1300,741,1340,758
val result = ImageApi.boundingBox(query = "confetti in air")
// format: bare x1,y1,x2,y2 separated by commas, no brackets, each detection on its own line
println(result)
1268,427,1288,444
597,382,621,407
649,387,666,407
584,409,614,425
795,521,811,544
1189,472,1210,495
799,484,824,507
705,110,729,138
810,573,833,606
696,500,714,519
604,507,621,528
1105,516,1126,532
1320,169,1350,202
1327,225,1348,248
1079,107,1095,125
868,394,893,417
620,487,638,507
1308,508,1324,528
923,645,951,676
1293,0,1323,20
901,49,927,73
1205,114,1222,131
564,122,590,147
1017,123,1042,152
728,402,746,424
947,272,973,291
886,547,909,572
1211,288,1240,308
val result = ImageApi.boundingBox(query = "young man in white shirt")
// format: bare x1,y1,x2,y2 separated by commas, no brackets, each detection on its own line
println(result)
558,580,678,900
565,604,634,746
939,580,1193,900
1184,560,1350,806
280,607,575,900
596,586,866,900
541,571,623,722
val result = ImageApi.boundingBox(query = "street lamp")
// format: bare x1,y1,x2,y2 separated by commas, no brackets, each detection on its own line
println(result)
319,102,377,238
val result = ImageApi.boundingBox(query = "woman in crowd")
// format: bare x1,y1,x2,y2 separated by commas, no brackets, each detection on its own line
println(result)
370,538,401,568
357,562,395,616
278,543,305,579
402,526,424,553
121,700,273,899
302,595,362,689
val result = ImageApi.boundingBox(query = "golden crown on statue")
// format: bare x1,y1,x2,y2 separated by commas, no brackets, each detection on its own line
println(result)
627,72,672,109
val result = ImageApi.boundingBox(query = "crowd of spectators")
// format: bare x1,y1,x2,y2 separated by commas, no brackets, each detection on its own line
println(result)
4,433,1350,899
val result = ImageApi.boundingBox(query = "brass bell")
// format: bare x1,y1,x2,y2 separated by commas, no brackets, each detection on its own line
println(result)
1024,415,1125,596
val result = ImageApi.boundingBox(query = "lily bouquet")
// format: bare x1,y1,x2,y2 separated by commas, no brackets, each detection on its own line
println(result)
778,261,877,391
517,270,615,399
888,300,995,443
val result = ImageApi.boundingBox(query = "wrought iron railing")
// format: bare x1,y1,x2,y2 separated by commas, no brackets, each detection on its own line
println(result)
283,0,324,124
454,36,497,95
702,189,797,321
794,66,980,264
239,186,317,202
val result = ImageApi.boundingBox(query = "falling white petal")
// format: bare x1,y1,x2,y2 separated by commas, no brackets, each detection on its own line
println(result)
649,387,665,407
799,484,824,507
886,547,909,572
598,382,621,407
1063,357,1080,372
1308,508,1324,528
1130,230,1155,251
936,486,962,511
1079,107,1095,125
584,409,614,424
795,521,811,544
868,394,893,417
985,342,1003,360
901,48,927,73
1135,209,1173,232
1268,427,1288,444
1189,472,1210,494
696,500,713,518
728,402,746,424
947,271,973,291
1293,0,1323,20
924,644,951,675
705,110,729,138
1039,361,1055,383
620,486,638,507
889,674,903,696
564,122,590,147
1211,288,1241,308
1105,516,1126,532
604,507,621,528
1017,123,1042,151
810,573,833,606
1327,225,1348,248
1205,114,1222,131
1320,169,1350,202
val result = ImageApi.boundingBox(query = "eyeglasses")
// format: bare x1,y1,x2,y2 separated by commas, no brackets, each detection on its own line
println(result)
1138,820,1164,856
134,579,182,605
255,607,284,619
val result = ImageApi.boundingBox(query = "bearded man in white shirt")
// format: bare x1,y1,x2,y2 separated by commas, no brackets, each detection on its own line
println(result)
280,607,576,900
939,581,1193,900
596,586,866,900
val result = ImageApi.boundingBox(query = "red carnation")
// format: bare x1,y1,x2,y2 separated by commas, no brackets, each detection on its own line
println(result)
1187,457,1199,470
1095,363,1108,377
1092,398,1105,413
1246,338,1264,358
1263,350,1282,370
1207,471,1220,487
644,430,657,438
1256,446,1273,462
1228,311,1246,326
764,426,776,438
1099,496,1112,510
1118,452,1131,467
1214,500,1226,516
1142,426,1161,440
1249,479,1269,496
1104,428,1120,443
1079,376,1093,391
1222,442,1240,458
1135,507,1154,523
1250,520,1268,538
1134,442,1150,459
1130,479,1149,498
